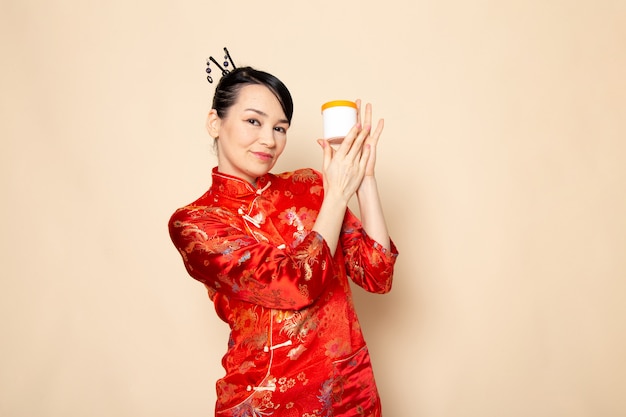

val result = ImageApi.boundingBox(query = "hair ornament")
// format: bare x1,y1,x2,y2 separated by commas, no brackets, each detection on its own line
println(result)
206,47,236,83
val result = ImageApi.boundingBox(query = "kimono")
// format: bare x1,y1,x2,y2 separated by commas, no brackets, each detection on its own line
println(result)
169,167,398,417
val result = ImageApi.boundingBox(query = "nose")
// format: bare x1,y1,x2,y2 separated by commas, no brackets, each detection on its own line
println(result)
259,126,276,148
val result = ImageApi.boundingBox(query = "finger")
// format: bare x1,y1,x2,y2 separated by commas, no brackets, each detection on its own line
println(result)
346,122,371,160
364,102,372,129
358,143,372,175
368,118,384,147
335,122,361,156
318,139,332,172
355,99,362,125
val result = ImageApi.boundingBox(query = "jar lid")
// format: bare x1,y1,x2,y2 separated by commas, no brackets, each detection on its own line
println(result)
321,100,357,112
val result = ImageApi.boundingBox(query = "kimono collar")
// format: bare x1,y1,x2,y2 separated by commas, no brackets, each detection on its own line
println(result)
210,167,272,199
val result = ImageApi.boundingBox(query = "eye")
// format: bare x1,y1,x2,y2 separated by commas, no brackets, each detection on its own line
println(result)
247,119,260,126
274,126,287,134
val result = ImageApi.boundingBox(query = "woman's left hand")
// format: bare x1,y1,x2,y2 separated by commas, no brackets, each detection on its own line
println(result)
355,99,384,178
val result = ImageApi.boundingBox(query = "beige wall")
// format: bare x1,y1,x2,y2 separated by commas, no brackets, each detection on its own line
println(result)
2,1,625,416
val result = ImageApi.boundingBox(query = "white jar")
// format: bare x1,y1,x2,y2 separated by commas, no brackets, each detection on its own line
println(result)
321,100,357,142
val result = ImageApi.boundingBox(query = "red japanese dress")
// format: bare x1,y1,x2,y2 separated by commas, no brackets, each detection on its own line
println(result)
168,167,398,417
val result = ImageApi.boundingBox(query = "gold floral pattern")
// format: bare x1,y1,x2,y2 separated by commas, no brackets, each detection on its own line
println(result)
169,167,398,416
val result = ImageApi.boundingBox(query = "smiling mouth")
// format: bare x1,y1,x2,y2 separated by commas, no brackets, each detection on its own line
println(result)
253,152,273,161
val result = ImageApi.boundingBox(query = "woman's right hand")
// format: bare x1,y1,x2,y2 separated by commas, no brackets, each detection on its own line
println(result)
317,122,372,204
312,123,371,255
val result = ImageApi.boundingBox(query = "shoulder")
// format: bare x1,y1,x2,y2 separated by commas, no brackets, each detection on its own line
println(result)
272,169,324,198
273,168,322,184
168,189,233,228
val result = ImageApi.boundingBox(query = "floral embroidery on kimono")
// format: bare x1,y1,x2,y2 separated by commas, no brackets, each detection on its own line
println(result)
169,167,398,416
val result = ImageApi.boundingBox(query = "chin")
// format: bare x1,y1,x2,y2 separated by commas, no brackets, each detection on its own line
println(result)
247,167,271,179
260,163,276,175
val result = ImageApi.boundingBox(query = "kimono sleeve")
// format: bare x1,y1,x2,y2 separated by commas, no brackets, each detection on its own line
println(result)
340,209,399,294
168,206,336,310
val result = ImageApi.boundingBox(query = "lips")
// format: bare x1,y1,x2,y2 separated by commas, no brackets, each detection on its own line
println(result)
252,151,273,161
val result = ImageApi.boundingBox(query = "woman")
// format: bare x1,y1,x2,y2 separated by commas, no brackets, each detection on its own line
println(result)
169,66,398,416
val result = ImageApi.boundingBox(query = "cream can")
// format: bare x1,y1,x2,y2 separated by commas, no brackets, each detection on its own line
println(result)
321,100,357,142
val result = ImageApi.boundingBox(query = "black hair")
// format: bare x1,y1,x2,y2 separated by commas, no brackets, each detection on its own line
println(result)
212,66,294,124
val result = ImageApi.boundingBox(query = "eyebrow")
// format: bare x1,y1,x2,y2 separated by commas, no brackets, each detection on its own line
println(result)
245,108,290,125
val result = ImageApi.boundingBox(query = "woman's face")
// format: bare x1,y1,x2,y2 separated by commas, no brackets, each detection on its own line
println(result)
207,84,290,185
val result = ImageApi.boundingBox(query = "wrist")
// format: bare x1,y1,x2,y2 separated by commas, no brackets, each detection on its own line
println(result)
323,187,351,208
357,176,377,194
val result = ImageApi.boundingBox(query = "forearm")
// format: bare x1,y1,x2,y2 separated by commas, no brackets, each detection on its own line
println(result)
312,190,349,256
169,214,336,310
356,176,391,250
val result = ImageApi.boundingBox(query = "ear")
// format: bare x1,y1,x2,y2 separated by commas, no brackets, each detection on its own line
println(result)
206,109,221,138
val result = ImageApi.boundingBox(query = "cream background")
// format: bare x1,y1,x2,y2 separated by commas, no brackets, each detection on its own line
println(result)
1,0,625,416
